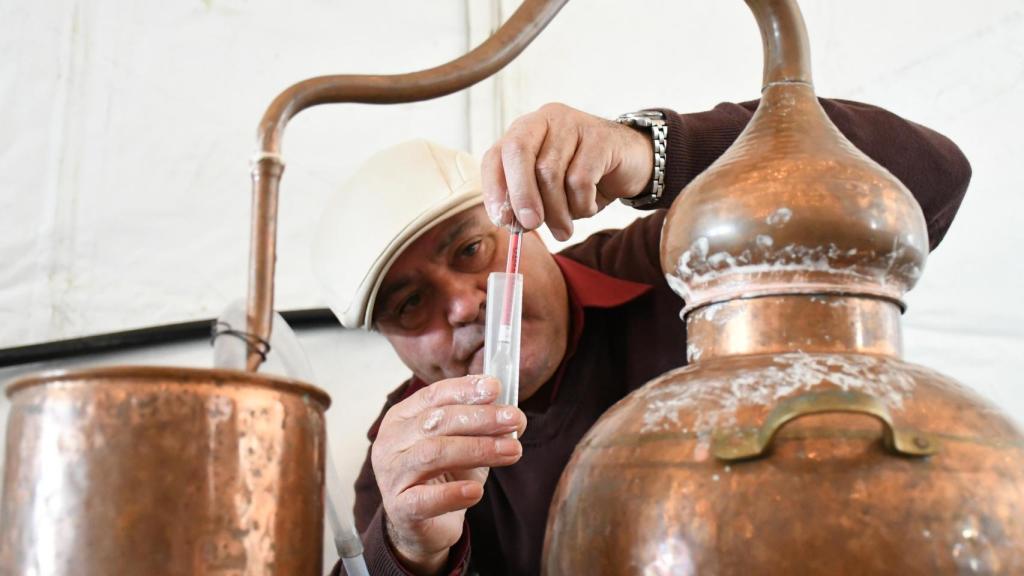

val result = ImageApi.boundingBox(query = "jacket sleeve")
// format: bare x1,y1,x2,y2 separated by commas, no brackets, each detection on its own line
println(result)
649,98,971,250
328,380,472,576
560,98,971,286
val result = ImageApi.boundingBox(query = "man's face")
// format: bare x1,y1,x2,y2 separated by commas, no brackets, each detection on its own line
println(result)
373,205,568,400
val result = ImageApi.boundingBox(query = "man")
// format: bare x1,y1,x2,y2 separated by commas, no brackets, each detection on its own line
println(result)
316,101,970,575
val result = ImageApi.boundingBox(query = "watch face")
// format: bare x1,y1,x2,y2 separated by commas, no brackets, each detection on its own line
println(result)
618,111,666,127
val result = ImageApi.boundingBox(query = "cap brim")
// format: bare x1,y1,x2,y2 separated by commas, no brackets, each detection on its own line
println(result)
348,188,484,329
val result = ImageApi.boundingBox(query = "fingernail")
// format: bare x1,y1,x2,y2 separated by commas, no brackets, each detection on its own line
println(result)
495,438,520,456
497,407,516,423
519,207,539,229
460,484,478,498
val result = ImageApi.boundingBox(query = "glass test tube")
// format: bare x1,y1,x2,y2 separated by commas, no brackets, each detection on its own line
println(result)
484,272,523,407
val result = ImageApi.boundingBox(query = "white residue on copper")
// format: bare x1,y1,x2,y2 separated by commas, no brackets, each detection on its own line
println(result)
642,537,697,576
686,343,703,363
951,515,996,574
676,237,710,280
639,352,917,435
766,207,793,227
675,240,872,287
689,302,742,328
809,295,847,308
666,272,693,302
696,304,720,322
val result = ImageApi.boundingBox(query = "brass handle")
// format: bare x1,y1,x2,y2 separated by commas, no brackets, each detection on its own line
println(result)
245,0,569,371
712,390,940,461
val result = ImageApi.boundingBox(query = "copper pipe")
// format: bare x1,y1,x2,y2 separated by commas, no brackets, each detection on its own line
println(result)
746,0,812,87
246,0,568,370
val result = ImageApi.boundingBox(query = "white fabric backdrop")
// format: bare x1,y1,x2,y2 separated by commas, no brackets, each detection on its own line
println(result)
0,0,473,347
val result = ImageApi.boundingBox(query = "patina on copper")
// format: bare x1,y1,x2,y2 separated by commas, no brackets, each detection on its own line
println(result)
544,0,1024,573
1,1,569,574
0,367,330,575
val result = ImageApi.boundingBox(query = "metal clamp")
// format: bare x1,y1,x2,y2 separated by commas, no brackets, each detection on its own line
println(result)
712,389,940,461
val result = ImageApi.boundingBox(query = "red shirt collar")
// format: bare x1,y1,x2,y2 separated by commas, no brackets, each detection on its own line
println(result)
520,255,651,409
553,254,652,309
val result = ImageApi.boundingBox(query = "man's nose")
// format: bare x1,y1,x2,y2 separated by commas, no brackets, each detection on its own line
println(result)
445,279,486,327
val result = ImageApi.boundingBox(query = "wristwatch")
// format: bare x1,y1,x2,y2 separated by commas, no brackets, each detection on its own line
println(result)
614,110,668,208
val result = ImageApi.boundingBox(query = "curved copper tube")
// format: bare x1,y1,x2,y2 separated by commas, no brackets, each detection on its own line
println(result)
746,0,812,87
246,0,568,370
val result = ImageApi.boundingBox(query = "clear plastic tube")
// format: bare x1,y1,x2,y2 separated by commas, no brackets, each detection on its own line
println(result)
484,272,522,408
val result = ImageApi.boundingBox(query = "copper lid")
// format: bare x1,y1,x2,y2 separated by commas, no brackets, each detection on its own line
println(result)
660,0,929,315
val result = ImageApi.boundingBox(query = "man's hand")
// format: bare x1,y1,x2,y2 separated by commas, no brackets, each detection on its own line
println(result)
482,102,655,241
371,375,527,575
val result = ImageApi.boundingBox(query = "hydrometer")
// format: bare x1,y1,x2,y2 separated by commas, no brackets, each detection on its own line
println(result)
484,222,524,413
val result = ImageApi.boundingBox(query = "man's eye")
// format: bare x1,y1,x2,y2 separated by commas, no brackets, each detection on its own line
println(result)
460,240,481,258
453,236,494,273
398,292,422,317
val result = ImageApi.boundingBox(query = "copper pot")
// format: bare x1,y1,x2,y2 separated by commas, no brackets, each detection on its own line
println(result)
0,367,329,575
544,329,1024,573
543,0,1024,573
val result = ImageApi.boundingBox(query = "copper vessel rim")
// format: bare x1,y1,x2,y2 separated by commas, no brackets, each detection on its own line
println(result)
681,289,906,319
4,365,332,407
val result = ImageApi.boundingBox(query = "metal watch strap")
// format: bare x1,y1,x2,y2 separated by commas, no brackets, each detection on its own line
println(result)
614,110,667,208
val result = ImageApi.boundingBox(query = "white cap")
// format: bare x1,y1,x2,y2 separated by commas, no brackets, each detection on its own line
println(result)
312,140,483,329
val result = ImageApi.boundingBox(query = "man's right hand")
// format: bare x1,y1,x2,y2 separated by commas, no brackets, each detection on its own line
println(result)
481,102,655,241
371,375,527,575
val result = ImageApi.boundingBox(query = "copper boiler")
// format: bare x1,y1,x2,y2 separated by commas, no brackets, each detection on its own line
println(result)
543,0,1024,574
0,367,330,574
0,1,567,574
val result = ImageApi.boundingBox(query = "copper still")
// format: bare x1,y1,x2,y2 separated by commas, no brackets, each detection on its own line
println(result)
0,368,329,574
543,0,1024,574
0,1,567,574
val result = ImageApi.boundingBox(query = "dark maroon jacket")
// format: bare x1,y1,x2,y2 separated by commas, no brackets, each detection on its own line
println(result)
331,98,971,575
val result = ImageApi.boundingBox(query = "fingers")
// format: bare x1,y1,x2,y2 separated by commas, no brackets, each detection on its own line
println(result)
483,102,637,239
417,404,526,438
393,375,500,421
399,436,522,488
565,129,607,219
391,481,484,524
482,146,511,227
534,123,578,240
500,120,545,230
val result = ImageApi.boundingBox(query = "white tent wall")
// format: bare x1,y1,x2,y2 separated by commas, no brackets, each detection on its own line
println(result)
0,0,477,347
2,0,1022,570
